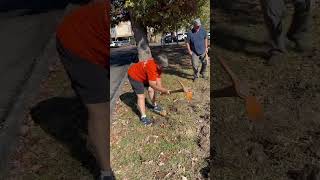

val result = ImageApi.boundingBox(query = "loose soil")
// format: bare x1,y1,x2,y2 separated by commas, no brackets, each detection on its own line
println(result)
211,1,320,179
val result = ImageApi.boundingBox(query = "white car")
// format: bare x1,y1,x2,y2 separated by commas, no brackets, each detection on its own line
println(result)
110,41,118,48
183,33,188,40
177,34,185,42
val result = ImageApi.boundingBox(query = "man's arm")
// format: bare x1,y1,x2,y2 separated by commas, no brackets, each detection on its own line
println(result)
186,32,193,56
149,80,170,94
186,43,193,56
204,30,208,54
156,78,162,88
205,37,208,54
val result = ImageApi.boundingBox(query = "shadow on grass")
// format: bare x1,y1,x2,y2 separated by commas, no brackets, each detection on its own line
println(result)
30,97,99,178
212,24,269,59
212,85,238,98
119,92,156,117
151,45,196,80
119,92,139,117
200,157,210,179
163,67,194,80
212,0,264,25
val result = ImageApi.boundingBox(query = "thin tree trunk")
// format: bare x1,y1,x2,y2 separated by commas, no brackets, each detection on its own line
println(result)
176,27,179,45
129,10,152,61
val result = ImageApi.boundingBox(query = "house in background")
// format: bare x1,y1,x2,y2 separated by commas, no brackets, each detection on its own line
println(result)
110,21,133,42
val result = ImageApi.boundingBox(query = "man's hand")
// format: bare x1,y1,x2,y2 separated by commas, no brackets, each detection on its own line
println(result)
205,47,209,54
188,50,193,56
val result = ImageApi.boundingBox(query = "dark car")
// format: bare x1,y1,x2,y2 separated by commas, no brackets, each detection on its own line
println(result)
164,36,173,43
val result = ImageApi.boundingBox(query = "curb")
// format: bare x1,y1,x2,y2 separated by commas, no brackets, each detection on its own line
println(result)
110,66,130,121
110,48,137,120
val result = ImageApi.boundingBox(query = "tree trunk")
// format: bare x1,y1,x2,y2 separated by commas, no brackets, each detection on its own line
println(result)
176,27,179,45
129,10,152,61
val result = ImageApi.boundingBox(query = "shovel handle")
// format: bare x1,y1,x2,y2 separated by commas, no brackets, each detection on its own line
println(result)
215,55,240,83
177,80,187,92
170,88,184,94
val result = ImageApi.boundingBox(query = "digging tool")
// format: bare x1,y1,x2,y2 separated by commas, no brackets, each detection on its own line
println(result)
169,88,184,94
215,55,264,121
163,80,192,101
177,80,193,101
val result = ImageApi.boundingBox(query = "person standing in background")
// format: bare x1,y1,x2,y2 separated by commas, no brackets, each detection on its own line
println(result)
186,18,209,82
260,0,314,65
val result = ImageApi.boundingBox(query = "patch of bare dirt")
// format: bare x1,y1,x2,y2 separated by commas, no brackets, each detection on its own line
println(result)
211,1,320,179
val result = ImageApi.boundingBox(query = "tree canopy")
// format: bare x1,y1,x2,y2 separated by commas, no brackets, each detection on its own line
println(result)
111,0,210,33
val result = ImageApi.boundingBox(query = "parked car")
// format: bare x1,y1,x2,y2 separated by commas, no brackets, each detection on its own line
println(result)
115,40,130,47
184,33,188,40
110,41,118,48
164,35,173,43
177,33,185,42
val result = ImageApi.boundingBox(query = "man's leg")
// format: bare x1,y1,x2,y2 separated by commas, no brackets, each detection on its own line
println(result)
191,53,200,80
147,87,165,114
136,93,152,125
137,94,146,117
86,102,111,175
199,53,208,78
260,0,287,53
287,0,313,51
128,76,152,125
148,87,156,106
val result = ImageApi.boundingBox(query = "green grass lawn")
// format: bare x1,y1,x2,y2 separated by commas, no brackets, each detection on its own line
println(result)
111,45,210,179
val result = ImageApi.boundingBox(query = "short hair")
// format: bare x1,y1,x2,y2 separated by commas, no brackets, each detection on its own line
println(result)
154,54,168,67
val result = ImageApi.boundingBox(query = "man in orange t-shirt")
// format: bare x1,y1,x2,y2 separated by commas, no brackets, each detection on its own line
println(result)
55,1,112,179
127,54,170,125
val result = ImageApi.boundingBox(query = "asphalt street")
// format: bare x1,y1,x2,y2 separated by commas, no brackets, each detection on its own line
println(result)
110,46,137,102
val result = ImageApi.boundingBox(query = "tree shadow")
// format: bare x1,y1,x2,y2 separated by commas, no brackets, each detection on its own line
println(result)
119,92,139,117
213,24,270,59
163,67,194,80
212,85,239,98
30,96,99,178
212,0,264,25
151,45,196,80
200,157,210,179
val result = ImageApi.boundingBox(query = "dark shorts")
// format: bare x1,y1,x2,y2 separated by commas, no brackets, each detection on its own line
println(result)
128,75,149,95
56,37,109,104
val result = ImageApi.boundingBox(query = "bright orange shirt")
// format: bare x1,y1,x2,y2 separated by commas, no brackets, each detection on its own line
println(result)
128,59,162,84
56,1,109,68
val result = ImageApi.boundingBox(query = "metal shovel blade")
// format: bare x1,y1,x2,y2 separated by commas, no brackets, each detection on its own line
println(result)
177,80,193,101
245,96,264,121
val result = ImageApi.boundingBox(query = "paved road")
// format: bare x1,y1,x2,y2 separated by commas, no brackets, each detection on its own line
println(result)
0,9,64,126
110,46,137,102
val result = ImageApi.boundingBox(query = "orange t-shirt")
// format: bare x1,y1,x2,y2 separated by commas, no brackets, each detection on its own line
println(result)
56,1,109,68
128,59,162,84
